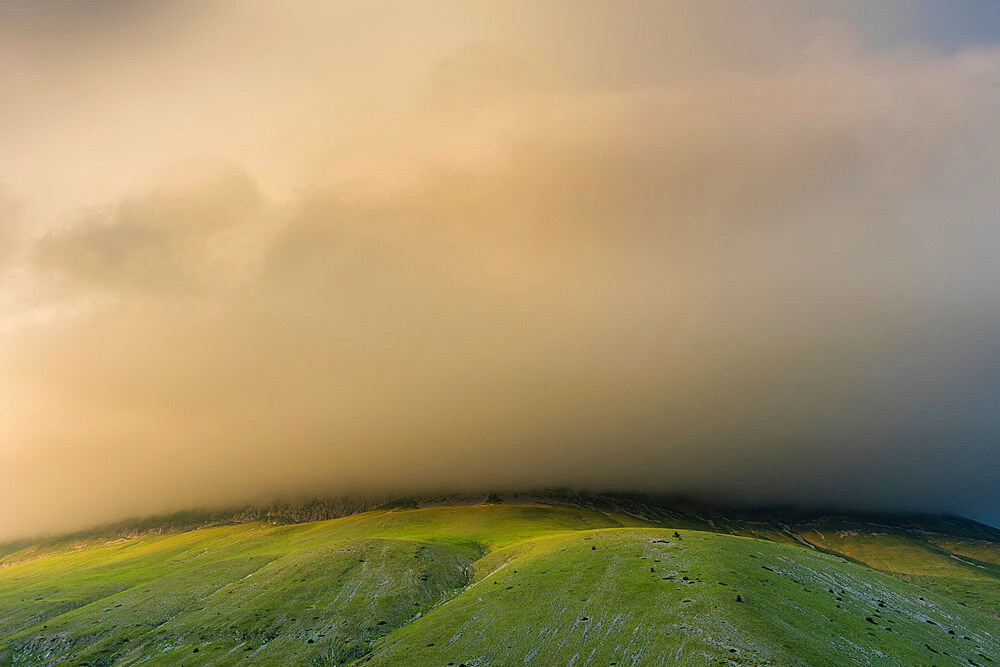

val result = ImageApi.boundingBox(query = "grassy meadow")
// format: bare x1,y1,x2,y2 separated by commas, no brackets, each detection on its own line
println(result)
0,501,999,665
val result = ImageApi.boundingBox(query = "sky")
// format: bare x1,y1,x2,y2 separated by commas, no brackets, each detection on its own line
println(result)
2,1,1000,539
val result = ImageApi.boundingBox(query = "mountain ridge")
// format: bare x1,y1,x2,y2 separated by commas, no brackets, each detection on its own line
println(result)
5,489,997,565
2,496,1000,664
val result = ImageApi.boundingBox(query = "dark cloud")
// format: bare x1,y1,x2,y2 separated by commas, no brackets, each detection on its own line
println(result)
3,3,1000,539
33,165,263,293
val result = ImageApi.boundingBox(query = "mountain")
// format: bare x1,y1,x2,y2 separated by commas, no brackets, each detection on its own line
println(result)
1,492,998,665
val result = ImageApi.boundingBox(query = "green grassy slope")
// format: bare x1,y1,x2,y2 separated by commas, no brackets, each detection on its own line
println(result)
0,506,623,665
0,503,999,665
793,522,1000,618
540,492,1000,620
369,528,1000,666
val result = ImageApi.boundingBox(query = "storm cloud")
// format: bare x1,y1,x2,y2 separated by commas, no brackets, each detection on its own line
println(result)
3,1,1000,539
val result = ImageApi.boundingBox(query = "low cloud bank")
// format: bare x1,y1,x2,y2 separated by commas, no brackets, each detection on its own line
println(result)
3,2,1000,538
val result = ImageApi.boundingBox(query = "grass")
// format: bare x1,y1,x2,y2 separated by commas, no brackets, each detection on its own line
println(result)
800,525,1000,617
367,528,1000,666
0,503,998,665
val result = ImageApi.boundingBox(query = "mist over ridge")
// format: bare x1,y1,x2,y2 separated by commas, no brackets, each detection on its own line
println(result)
3,1,1000,539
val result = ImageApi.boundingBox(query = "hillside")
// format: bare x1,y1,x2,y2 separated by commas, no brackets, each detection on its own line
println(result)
0,497,998,665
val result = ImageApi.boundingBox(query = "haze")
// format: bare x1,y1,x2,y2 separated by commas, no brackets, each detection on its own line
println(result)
3,1,1000,540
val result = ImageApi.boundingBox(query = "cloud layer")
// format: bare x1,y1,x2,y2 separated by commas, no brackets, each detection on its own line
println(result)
3,1,1000,538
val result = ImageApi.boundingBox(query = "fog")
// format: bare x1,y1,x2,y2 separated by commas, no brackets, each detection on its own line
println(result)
3,1,1000,539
